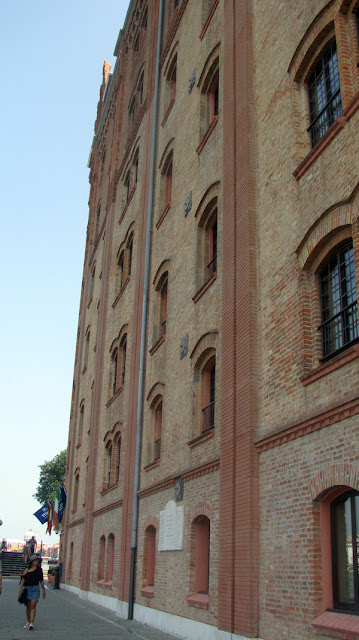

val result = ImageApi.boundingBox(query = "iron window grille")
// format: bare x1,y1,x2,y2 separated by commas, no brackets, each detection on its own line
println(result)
319,243,359,359
207,219,217,279
331,492,359,611
202,363,215,432
154,438,161,460
307,39,342,147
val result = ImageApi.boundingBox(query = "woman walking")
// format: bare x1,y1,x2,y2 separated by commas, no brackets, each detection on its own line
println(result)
19,554,45,630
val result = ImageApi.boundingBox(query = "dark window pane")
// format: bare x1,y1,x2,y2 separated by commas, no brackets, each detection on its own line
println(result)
319,244,358,358
308,40,342,146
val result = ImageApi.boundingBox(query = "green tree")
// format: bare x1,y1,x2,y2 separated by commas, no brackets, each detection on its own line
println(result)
33,450,67,504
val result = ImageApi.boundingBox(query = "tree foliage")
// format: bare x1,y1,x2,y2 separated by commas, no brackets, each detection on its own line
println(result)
33,450,67,505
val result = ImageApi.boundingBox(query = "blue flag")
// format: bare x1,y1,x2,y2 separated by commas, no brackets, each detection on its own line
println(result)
33,504,48,524
58,485,67,523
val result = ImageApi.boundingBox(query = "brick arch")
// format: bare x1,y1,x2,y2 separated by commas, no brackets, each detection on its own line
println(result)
188,501,212,524
190,330,218,366
146,381,165,404
309,463,359,501
195,181,220,221
158,138,174,171
163,41,178,78
153,259,170,288
288,2,336,81
143,515,159,531
296,201,355,269
197,43,220,89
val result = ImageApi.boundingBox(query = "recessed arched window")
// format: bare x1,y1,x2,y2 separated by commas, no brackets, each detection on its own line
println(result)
106,442,112,487
95,203,101,237
68,542,74,578
115,435,121,482
145,526,156,587
107,534,115,582
111,348,118,396
83,327,90,371
164,54,177,118
129,95,136,124
202,356,215,432
89,264,96,303
163,153,173,211
127,233,134,276
307,38,342,148
133,148,139,185
124,170,131,203
120,334,127,386
319,242,358,359
159,274,168,339
142,6,148,31
73,472,80,511
194,515,210,594
138,72,144,105
98,535,106,581
153,398,162,461
78,402,85,444
331,491,359,611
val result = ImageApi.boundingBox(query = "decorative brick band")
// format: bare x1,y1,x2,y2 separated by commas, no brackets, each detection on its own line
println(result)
255,396,359,453
199,0,219,41
160,0,189,68
138,458,220,499
182,458,220,482
92,499,123,518
67,517,85,529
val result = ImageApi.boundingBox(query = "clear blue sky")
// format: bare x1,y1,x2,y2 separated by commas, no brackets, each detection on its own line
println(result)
0,0,129,544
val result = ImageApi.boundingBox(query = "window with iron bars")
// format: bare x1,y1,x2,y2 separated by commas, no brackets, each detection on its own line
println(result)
319,243,359,359
308,39,342,147
202,360,215,432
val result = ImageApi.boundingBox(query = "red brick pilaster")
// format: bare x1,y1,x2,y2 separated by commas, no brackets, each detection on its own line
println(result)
219,0,259,637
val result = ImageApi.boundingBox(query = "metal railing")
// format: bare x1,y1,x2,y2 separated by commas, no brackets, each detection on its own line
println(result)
202,401,215,432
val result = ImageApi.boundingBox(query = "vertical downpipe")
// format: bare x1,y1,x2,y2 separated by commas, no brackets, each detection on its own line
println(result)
128,0,164,620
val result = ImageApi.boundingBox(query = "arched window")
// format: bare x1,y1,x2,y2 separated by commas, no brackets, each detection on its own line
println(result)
78,402,85,444
331,491,359,610
159,277,168,338
202,357,215,432
137,71,145,105
98,535,106,581
115,435,121,482
199,55,219,143
319,242,358,359
106,442,112,487
89,264,95,304
194,516,210,594
142,6,148,31
68,542,74,579
308,38,342,147
163,153,173,211
95,203,101,237
133,148,139,185
73,473,80,512
124,170,131,203
119,334,127,386
163,54,177,123
107,534,115,582
190,332,218,444
154,398,162,461
129,95,136,124
83,327,90,371
127,233,134,276
117,251,125,292
111,348,118,396
145,526,156,587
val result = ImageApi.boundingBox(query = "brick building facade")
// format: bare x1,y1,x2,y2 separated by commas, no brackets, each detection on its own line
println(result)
62,1,359,639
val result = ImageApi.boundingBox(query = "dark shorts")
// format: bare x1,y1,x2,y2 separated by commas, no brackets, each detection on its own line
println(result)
26,585,40,601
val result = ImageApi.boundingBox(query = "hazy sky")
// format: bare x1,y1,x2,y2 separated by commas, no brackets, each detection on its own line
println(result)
0,0,129,544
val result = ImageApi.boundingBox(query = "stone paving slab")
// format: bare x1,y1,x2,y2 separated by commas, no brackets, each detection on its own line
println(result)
0,579,183,640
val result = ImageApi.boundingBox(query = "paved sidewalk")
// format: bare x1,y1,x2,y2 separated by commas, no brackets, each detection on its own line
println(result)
0,579,183,640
